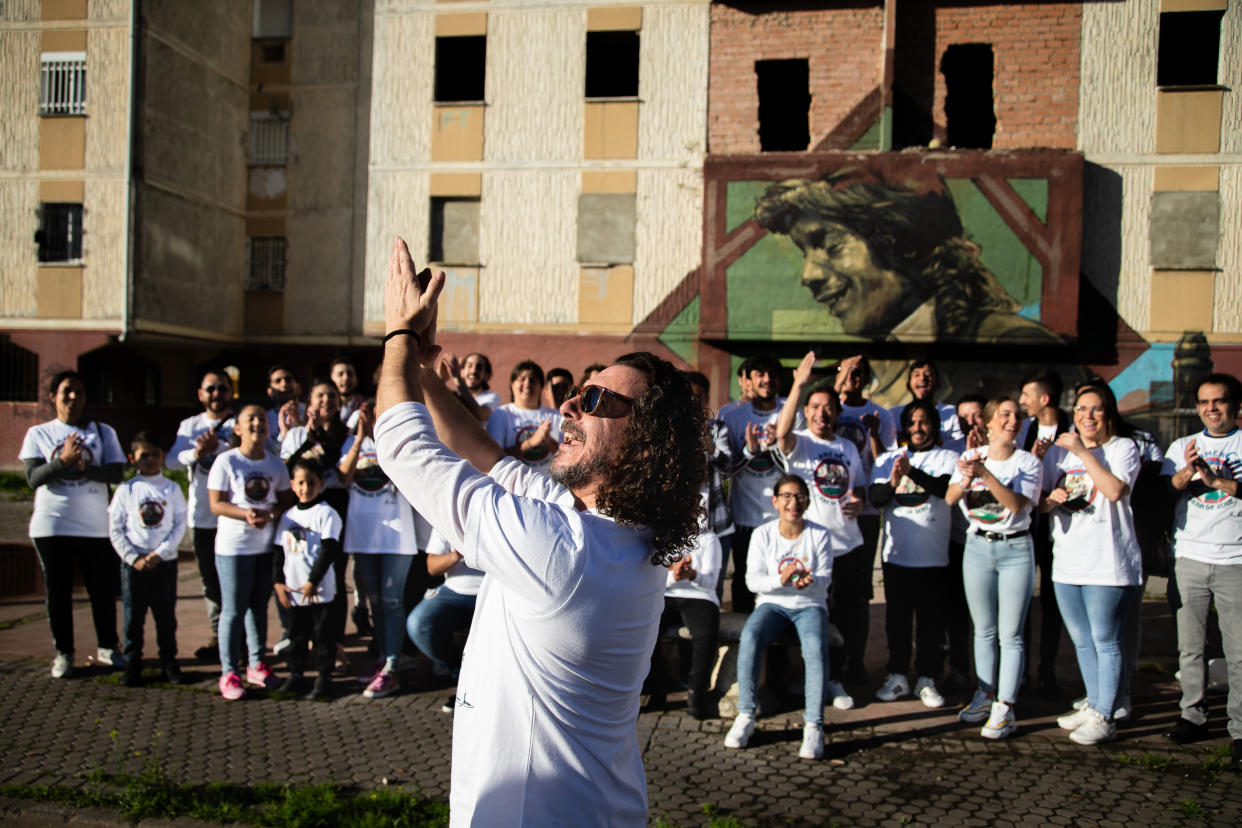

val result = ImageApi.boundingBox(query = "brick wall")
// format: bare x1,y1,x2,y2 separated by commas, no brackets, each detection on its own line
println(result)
708,3,885,154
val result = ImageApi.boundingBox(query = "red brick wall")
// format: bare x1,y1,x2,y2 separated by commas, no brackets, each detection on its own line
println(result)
709,3,885,154
929,2,1080,149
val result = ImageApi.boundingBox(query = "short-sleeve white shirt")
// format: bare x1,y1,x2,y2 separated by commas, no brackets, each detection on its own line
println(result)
873,446,959,567
1164,428,1242,565
950,446,1042,534
20,419,125,538
207,449,290,556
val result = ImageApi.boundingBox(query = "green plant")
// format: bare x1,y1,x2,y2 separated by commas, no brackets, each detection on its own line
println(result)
0,470,34,501
1117,752,1175,771
1179,799,1206,818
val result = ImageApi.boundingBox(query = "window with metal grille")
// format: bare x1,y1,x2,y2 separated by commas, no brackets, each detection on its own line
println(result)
37,203,83,262
250,112,289,165
39,52,86,116
246,237,287,291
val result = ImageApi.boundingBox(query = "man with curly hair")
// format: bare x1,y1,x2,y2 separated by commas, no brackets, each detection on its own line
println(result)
374,238,705,827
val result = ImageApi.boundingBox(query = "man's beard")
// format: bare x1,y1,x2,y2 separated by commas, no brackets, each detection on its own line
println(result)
549,452,609,490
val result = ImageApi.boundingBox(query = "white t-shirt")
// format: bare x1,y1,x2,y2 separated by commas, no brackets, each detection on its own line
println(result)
107,474,188,565
166,412,235,529
375,403,661,828
950,446,1042,534
20,419,126,538
426,528,484,597
837,400,897,516
664,529,721,607
873,446,959,567
887,401,961,444
473,390,501,410
485,404,563,472
745,519,833,610
340,435,416,555
1164,428,1242,565
1042,437,1142,586
719,399,786,528
276,501,342,606
779,431,864,556
207,449,290,556
280,427,345,489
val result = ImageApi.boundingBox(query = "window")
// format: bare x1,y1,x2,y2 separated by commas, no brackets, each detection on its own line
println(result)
755,59,809,152
1158,11,1224,87
39,52,86,116
434,36,486,103
246,237,287,291
250,112,289,165
585,31,639,98
577,194,636,264
0,337,39,402
429,198,480,264
253,0,292,38
941,43,995,150
36,203,83,262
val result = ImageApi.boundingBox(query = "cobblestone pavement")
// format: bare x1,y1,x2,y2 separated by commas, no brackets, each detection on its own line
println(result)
0,552,1239,826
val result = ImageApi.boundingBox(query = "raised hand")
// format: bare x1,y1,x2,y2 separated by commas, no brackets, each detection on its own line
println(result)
385,237,445,355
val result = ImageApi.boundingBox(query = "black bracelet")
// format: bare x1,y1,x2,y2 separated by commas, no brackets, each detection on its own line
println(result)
382,328,422,348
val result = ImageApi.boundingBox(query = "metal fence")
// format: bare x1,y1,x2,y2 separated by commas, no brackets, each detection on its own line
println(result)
246,237,287,292
249,113,289,165
39,53,86,116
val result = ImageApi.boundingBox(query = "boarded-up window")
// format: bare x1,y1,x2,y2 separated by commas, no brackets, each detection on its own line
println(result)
1150,191,1219,269
430,198,481,264
253,0,292,38
577,194,635,264
755,59,809,152
435,36,486,103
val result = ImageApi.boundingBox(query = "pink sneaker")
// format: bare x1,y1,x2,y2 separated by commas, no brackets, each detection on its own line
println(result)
363,670,400,699
245,662,279,689
219,672,246,701
356,659,383,685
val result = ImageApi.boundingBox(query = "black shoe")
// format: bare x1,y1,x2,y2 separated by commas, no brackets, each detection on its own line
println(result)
122,665,143,687
280,675,305,694
162,661,187,685
686,690,716,721
351,605,373,637
1231,739,1241,767
1163,717,1210,744
441,693,457,713
306,675,331,701
1036,675,1065,699
194,639,220,663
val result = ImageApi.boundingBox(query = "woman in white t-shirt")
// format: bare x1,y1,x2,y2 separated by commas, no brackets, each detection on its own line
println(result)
1039,384,1142,745
484,360,563,473
946,397,1042,740
208,404,293,700
19,370,126,678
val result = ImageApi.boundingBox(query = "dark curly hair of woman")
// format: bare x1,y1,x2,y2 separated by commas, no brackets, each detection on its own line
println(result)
591,352,707,567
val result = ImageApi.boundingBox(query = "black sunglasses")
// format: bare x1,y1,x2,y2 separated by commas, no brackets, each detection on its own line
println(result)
565,384,636,417
201,383,231,394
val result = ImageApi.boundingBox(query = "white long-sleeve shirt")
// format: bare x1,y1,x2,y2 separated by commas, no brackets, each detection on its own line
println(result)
745,519,833,610
375,402,663,828
108,474,188,566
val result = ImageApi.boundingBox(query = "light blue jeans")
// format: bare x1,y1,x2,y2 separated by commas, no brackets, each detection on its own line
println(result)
1175,557,1242,739
1053,581,1139,720
737,603,828,724
407,585,477,680
962,533,1034,703
215,552,273,676
353,553,414,671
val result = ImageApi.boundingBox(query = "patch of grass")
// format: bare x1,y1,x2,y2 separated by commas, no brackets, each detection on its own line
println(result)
1117,752,1175,771
0,470,34,502
1178,798,1206,818
0,615,38,632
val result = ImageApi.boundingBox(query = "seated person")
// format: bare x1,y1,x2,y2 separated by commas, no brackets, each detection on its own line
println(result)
724,474,833,760
407,528,482,714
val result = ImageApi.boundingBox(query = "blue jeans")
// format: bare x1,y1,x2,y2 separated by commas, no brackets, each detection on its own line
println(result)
962,533,1034,703
736,603,828,724
215,553,273,675
407,585,477,679
353,553,415,669
1053,581,1138,719
1174,556,1242,739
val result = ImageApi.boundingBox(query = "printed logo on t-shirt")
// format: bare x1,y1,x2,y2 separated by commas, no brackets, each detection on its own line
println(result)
352,455,391,495
1055,468,1096,513
835,419,868,458
1191,450,1242,508
812,456,849,500
965,479,1009,525
893,475,930,510
282,524,308,557
778,555,809,583
515,424,550,462
244,473,271,504
138,499,166,527
745,451,777,475
51,439,94,483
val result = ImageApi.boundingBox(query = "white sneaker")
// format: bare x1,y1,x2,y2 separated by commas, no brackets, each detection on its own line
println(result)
1057,707,1094,731
1113,696,1131,721
97,647,126,669
826,680,855,710
958,689,992,723
724,714,755,749
1069,709,1116,745
799,722,824,759
914,677,944,708
273,638,291,656
876,673,911,702
1071,695,1088,711
51,653,72,678
980,701,1016,740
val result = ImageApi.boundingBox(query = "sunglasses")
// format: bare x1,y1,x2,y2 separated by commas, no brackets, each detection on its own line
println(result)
565,384,635,417
201,383,231,394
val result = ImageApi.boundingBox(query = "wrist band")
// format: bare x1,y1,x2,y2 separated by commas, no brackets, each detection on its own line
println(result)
383,328,422,348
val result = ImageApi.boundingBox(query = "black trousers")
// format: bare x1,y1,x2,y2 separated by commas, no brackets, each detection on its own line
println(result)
33,536,119,656
1025,519,1064,680
650,597,721,697
882,562,947,678
121,559,178,664
830,514,880,676
945,540,973,676
193,528,220,636
286,604,337,676
730,525,757,612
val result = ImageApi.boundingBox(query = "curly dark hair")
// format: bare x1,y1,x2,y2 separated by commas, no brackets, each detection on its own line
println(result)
592,352,707,566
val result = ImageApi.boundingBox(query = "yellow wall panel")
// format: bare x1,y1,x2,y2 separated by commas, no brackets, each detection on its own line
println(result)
42,30,86,52
38,117,85,169
42,0,87,20
432,104,485,161
1160,0,1227,11
1150,270,1215,332
581,170,637,193
39,180,85,201
244,291,284,336
247,216,286,237
435,13,487,37
587,7,642,32
430,173,483,196
1153,165,1219,191
584,101,638,159
37,267,82,318
1156,90,1222,154
578,265,633,324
